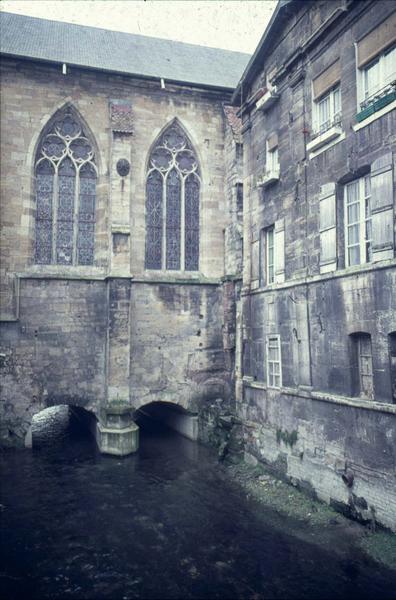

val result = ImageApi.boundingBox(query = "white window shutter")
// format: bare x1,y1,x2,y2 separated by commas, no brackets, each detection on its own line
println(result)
250,224,260,288
371,153,394,262
319,182,337,273
274,218,285,283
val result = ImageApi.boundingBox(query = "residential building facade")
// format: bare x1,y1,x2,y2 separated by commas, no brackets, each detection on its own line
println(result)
233,0,396,530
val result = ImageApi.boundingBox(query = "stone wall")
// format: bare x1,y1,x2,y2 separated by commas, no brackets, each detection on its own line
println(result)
241,386,396,532
130,282,230,411
0,278,107,445
237,0,396,530
0,56,233,444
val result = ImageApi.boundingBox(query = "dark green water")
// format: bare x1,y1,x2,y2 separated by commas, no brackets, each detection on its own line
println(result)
1,414,395,599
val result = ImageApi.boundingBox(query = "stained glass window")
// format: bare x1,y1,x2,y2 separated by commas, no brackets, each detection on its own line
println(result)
145,122,200,271
34,107,97,265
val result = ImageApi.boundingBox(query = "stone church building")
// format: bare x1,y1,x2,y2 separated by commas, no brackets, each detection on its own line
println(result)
1,0,395,531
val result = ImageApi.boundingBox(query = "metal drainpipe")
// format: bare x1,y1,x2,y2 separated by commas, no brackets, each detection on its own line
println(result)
302,57,313,388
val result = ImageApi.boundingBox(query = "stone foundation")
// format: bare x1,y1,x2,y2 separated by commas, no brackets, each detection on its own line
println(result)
96,405,139,456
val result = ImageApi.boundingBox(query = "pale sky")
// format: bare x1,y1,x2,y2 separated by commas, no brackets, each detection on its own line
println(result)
0,0,278,54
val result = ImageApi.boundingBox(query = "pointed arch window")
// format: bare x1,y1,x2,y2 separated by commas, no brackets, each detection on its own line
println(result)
34,108,97,265
145,122,200,271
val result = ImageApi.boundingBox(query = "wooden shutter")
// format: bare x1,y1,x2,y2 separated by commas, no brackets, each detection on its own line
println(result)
274,218,285,283
312,60,340,100
319,182,337,273
371,153,395,262
259,228,266,287
251,225,260,289
357,12,396,68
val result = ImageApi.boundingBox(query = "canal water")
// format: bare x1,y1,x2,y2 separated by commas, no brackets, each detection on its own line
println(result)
1,411,395,600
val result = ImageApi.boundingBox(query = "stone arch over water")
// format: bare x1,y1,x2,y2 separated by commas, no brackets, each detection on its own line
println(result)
26,404,98,448
134,401,199,441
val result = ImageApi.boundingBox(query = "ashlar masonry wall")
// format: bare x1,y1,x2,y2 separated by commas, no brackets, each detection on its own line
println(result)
236,0,396,530
0,56,233,445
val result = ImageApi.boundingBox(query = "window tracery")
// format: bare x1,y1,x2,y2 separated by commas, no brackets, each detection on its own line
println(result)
145,122,200,271
35,108,97,265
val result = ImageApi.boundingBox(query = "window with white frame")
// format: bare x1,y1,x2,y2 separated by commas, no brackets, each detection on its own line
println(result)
267,335,281,388
344,175,372,267
267,145,279,173
315,85,341,133
260,225,275,286
266,133,279,173
360,45,396,107
266,226,275,283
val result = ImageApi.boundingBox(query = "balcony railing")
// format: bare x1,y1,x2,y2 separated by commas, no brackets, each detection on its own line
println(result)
360,80,396,110
306,114,343,154
312,112,342,139
356,81,396,122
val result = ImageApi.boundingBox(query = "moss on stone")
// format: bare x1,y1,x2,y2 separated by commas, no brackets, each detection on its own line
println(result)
224,459,396,571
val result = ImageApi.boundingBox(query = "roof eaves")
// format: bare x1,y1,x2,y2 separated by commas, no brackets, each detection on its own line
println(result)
231,0,295,105
0,51,237,93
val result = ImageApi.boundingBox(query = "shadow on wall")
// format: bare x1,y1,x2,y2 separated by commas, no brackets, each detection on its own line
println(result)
134,401,199,441
27,405,97,448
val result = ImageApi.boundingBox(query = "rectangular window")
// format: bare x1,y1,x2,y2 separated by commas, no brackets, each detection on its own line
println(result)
236,183,243,215
360,45,396,107
344,174,372,267
267,147,279,172
357,335,374,399
266,135,279,175
260,226,275,286
351,333,374,400
266,227,275,284
316,85,341,133
267,335,282,388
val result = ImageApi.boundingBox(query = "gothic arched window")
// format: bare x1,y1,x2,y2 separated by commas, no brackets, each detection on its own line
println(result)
145,122,200,271
34,108,97,265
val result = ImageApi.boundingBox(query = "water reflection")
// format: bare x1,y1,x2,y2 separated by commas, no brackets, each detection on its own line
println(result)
0,416,395,600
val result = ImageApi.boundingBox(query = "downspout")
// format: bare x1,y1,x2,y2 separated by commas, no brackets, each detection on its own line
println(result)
302,56,313,389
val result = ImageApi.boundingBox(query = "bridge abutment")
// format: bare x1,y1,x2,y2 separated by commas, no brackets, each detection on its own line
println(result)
96,404,139,456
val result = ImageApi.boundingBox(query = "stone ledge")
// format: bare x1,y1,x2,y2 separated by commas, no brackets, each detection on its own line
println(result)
242,258,396,297
131,276,221,286
17,268,107,281
352,100,396,132
242,378,396,415
97,423,138,435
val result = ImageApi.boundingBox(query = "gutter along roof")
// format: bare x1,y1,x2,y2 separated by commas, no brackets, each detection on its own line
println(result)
0,11,250,90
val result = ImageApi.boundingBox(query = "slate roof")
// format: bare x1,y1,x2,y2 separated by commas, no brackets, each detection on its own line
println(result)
0,11,250,90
